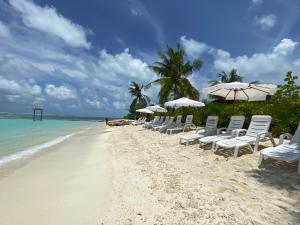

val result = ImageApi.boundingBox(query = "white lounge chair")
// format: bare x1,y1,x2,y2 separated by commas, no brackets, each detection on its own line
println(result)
258,123,300,175
179,116,219,146
215,115,276,157
133,117,146,125
152,116,169,130
144,116,160,128
149,116,165,129
132,117,143,125
154,117,174,131
199,116,245,150
166,115,194,134
159,116,176,133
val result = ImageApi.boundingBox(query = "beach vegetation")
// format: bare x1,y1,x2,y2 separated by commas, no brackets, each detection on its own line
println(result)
159,72,300,136
128,81,150,113
145,44,202,104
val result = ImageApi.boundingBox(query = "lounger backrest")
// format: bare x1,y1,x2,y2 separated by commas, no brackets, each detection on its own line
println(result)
246,115,272,138
159,116,165,124
163,116,170,124
153,116,159,123
292,123,300,143
168,117,175,125
226,116,245,134
184,115,193,126
175,115,182,125
205,116,219,135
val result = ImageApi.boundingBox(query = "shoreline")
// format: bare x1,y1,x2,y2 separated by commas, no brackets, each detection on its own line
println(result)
0,124,112,225
0,122,102,166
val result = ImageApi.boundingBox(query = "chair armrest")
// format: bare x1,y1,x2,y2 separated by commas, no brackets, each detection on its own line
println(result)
217,127,227,135
279,133,293,145
254,132,276,150
235,129,247,136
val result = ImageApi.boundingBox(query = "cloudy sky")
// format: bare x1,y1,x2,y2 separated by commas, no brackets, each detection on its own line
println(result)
0,0,300,117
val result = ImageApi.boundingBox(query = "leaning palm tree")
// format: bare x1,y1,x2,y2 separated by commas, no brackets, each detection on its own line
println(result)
145,44,202,104
128,81,150,113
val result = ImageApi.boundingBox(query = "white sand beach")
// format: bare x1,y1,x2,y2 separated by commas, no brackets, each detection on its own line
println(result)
0,124,300,225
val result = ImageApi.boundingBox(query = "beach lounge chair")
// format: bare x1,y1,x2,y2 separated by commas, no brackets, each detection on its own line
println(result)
132,117,142,125
179,116,219,146
149,116,165,129
132,117,146,125
152,116,169,130
153,117,174,131
144,116,159,128
258,123,300,175
166,115,194,134
169,115,183,129
158,116,176,133
215,115,276,157
199,116,245,150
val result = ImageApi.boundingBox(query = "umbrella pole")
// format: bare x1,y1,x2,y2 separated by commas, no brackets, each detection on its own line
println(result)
232,90,236,115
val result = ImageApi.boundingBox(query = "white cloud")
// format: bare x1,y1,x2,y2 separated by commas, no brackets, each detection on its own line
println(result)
45,84,78,100
97,48,154,81
273,38,298,55
252,0,263,5
255,14,277,30
9,0,91,48
0,21,11,38
85,98,103,109
130,8,141,16
213,38,300,83
180,36,211,59
0,76,42,104
113,101,128,110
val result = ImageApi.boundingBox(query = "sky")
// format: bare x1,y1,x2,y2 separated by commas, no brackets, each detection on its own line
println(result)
0,0,300,117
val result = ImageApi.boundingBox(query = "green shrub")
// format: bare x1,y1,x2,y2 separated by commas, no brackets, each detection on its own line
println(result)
163,98,300,137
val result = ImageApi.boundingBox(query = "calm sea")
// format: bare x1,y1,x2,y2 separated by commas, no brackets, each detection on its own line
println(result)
0,113,104,165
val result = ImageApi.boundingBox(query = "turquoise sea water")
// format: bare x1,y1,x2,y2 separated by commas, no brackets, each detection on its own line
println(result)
0,115,100,165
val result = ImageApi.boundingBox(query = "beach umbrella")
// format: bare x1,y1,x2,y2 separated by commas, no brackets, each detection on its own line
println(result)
136,108,154,114
146,105,167,113
204,82,277,113
164,97,205,109
205,82,277,101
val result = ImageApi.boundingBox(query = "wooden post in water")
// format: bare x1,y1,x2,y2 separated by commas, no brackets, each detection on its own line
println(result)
33,108,43,121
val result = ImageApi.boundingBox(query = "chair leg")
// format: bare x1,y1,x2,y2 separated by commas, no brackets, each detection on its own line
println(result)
233,146,239,158
211,142,216,152
214,144,219,153
254,141,259,152
248,144,254,153
258,153,264,166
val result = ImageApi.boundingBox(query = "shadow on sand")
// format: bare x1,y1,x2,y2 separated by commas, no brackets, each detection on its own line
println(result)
247,159,300,224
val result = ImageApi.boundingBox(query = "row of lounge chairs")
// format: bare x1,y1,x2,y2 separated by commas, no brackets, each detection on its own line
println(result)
136,114,300,175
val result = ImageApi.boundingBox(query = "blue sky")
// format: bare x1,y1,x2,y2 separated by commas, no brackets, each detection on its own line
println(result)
0,0,300,117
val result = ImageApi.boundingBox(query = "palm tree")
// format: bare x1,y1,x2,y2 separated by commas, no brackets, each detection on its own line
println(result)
145,44,202,104
209,69,259,85
128,81,150,113
209,69,243,86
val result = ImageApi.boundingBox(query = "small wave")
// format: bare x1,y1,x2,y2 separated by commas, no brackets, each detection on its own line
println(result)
0,130,85,166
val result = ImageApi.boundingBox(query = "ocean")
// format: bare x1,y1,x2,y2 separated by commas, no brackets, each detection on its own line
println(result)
0,113,103,165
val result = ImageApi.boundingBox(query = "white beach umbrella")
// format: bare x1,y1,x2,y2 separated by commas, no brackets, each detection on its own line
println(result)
204,82,277,101
136,108,154,114
164,97,205,109
146,105,167,113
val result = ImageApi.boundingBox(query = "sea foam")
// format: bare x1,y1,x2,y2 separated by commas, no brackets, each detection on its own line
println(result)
0,129,87,166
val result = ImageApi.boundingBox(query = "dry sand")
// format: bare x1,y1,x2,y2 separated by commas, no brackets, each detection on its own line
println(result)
102,125,300,225
0,124,299,225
